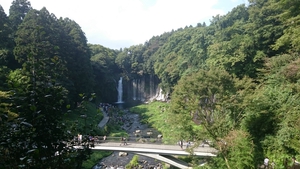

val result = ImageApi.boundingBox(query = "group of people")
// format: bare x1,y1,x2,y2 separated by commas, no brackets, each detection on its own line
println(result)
74,134,108,145
263,156,299,169
178,140,191,149
99,102,129,126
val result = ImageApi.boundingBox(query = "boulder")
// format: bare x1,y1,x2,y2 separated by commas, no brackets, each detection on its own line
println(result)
118,152,128,156
146,132,153,135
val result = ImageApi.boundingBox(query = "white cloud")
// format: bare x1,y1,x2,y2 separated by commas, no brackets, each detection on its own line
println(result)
1,0,240,49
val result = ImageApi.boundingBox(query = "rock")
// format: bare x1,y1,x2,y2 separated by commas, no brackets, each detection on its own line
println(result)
118,152,128,156
98,113,161,167
157,134,163,139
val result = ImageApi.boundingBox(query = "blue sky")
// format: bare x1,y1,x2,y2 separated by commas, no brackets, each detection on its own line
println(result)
1,0,248,49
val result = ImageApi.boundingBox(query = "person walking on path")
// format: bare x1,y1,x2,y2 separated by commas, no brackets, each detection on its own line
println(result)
264,157,269,168
120,137,127,146
186,140,191,149
123,137,127,145
178,140,183,149
78,134,82,145
103,135,106,142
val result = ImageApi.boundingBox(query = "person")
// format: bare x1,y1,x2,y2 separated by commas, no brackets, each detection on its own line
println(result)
264,157,269,168
292,157,300,165
123,137,127,145
120,137,127,146
78,134,82,144
103,135,107,142
186,140,191,149
89,135,93,141
89,135,95,147
201,140,205,147
179,140,183,149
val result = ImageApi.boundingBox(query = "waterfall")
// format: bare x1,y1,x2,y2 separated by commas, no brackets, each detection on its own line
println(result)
140,78,145,101
150,74,154,98
127,75,168,102
116,77,123,103
137,79,141,100
132,79,137,100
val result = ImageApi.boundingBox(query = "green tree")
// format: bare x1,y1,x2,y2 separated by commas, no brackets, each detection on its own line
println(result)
2,7,91,168
58,18,94,105
240,53,300,167
247,0,284,56
166,68,255,168
166,68,236,140
0,5,12,65
272,0,300,52
89,44,119,102
207,4,265,78
0,5,17,72
9,0,32,33
210,130,254,169
14,8,61,66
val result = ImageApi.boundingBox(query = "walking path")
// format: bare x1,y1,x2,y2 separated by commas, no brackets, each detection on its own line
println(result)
98,109,109,128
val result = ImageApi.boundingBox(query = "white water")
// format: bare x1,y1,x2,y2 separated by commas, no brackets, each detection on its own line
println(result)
132,79,137,100
116,77,123,103
131,77,167,102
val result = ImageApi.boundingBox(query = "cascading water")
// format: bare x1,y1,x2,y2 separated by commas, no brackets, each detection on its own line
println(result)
132,79,137,100
116,77,124,103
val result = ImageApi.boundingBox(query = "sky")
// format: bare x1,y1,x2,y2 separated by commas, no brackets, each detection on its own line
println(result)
1,0,248,50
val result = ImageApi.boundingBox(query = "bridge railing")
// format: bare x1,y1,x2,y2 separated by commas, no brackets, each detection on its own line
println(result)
91,136,164,145
71,136,218,154
72,135,184,145
74,136,211,149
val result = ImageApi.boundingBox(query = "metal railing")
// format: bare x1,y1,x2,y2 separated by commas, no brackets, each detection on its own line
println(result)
75,136,164,145
70,136,218,153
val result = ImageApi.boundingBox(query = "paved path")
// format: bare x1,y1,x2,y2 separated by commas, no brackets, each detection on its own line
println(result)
98,109,109,128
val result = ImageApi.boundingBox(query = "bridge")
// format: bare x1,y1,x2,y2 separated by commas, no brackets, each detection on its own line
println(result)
93,109,217,168
74,137,218,169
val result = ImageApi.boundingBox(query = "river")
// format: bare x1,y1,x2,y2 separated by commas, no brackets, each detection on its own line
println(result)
93,105,165,169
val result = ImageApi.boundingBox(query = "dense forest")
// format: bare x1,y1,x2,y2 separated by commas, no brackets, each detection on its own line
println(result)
1,0,300,168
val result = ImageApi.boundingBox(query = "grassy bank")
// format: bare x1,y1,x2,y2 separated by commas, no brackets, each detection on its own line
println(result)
64,102,103,136
129,101,170,139
130,101,205,168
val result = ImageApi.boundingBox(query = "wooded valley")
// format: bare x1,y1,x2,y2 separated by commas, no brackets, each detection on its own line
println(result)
1,0,300,168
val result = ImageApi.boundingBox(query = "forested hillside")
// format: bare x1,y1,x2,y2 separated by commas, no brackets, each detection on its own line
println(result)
1,0,300,168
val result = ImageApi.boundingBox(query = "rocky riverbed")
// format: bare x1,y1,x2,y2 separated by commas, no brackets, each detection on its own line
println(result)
94,110,164,169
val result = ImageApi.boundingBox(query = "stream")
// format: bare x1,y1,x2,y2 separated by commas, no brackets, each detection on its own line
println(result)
93,108,164,169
